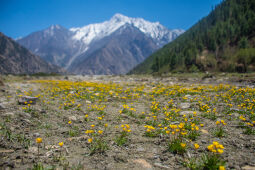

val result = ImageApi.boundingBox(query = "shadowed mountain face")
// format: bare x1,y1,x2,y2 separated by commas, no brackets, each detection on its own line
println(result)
16,25,83,68
17,14,184,75
69,24,158,75
0,32,63,74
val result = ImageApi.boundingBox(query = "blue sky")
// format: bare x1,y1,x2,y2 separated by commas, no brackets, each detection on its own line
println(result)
0,0,222,39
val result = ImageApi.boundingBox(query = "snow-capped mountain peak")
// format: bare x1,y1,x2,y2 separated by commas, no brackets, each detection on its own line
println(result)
43,24,65,36
17,13,184,74
70,13,184,46
111,13,130,22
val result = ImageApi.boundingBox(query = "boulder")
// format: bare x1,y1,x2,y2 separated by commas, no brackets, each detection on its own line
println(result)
18,96,38,105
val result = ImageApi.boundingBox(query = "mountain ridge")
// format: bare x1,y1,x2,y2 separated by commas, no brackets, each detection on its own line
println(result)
69,23,158,75
17,13,184,74
0,32,63,74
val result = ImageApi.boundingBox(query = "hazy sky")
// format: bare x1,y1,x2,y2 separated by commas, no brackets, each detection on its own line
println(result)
0,0,222,39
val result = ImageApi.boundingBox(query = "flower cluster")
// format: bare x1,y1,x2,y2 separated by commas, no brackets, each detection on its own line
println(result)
207,141,224,154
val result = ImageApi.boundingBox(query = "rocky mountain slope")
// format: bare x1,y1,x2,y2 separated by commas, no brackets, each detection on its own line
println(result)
0,32,63,74
69,24,158,74
17,14,184,74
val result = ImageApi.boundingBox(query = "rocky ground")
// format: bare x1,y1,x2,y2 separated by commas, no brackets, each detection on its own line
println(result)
0,73,255,170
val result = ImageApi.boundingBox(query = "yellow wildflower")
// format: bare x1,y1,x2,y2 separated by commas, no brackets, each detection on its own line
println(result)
58,142,64,147
36,138,42,144
88,138,93,143
180,143,186,148
194,143,200,149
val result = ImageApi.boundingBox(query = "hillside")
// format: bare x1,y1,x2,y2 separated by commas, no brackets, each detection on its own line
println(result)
130,0,255,74
0,32,63,74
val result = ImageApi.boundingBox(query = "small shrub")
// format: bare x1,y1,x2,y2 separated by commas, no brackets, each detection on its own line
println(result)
168,138,186,155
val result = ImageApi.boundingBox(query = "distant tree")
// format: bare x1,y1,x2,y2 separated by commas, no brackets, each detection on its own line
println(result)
239,37,249,49
151,56,159,72
169,54,177,70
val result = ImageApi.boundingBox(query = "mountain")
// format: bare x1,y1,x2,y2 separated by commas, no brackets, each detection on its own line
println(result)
0,32,63,74
69,24,158,74
70,13,183,47
16,25,83,68
17,14,184,74
130,0,255,74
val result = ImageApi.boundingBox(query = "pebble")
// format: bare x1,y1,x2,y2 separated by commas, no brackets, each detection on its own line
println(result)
179,111,194,116
20,112,31,118
28,147,38,153
201,129,209,134
86,100,91,104
154,162,171,169
0,103,5,110
23,119,31,124
136,146,145,152
179,102,191,109
0,149,14,153
40,110,46,114
132,159,152,169
68,116,77,121
33,133,40,137
242,165,255,170
10,127,15,131
3,112,15,117
201,140,207,144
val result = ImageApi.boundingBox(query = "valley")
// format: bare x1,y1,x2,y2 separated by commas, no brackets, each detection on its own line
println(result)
0,74,255,169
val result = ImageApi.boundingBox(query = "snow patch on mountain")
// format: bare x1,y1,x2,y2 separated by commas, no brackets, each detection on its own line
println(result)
70,13,184,46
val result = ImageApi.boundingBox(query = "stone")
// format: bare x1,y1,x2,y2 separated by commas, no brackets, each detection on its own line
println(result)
179,103,191,109
242,166,255,170
45,150,54,157
23,119,31,124
68,135,89,141
184,95,192,99
86,100,91,104
68,115,77,121
132,159,152,169
0,103,5,110
113,155,128,163
33,133,40,137
201,140,207,144
154,162,171,169
3,112,15,117
28,147,38,153
201,129,209,134
136,146,145,152
159,155,168,161
18,96,38,105
179,111,194,116
45,145,59,150
216,79,224,83
21,112,31,118
10,127,15,131
40,110,46,114
251,140,255,145
0,149,14,153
